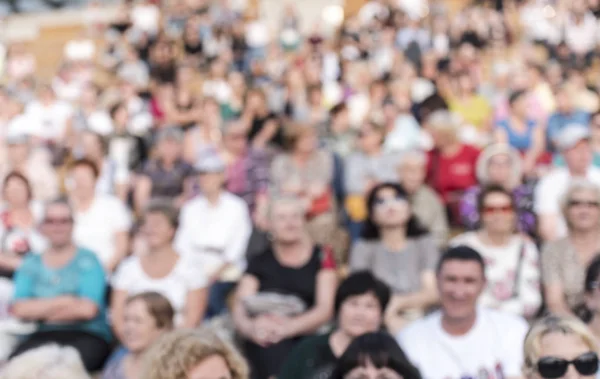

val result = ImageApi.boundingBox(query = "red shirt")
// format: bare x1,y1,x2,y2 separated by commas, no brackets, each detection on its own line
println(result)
427,144,480,204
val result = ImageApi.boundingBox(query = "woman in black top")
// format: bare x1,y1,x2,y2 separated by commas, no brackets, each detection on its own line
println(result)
242,88,283,149
279,271,390,379
232,195,337,379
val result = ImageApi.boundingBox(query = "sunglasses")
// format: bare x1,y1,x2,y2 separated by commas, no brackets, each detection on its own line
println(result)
568,200,600,208
44,217,73,226
537,352,599,379
482,205,513,214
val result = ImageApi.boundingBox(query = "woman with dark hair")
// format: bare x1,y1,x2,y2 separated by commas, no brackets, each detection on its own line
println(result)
330,332,422,379
349,182,439,334
279,271,390,379
583,256,600,337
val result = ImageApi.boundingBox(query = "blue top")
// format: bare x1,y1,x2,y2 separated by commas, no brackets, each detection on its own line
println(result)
495,118,536,151
13,247,112,342
546,110,590,149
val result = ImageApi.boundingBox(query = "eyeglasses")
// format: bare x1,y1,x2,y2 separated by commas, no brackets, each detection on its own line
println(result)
482,205,513,214
568,200,600,208
375,195,408,207
44,217,73,226
537,352,599,379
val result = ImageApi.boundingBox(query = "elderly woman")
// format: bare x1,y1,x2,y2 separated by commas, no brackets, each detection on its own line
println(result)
141,328,249,379
397,150,449,249
344,121,400,242
103,292,174,379
451,185,541,318
232,196,337,379
279,271,390,379
349,183,439,334
425,110,480,225
459,143,535,236
542,180,600,316
523,315,599,379
270,124,342,257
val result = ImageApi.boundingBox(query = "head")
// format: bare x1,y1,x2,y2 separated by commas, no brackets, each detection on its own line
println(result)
156,127,184,163
41,199,75,249
110,102,129,130
556,125,592,175
141,328,249,379
556,86,575,114
123,292,174,354
80,83,100,108
268,196,307,244
456,71,475,95
436,246,486,324
478,185,517,235
142,199,179,250
362,183,428,240
2,171,32,208
476,144,522,188
331,332,422,379
284,123,318,155
523,316,599,379
195,152,226,197
81,131,108,162
397,150,427,194
334,271,390,338
584,256,600,321
6,134,30,166
223,120,249,156
562,180,600,233
509,90,528,119
426,110,460,149
358,121,385,154
1,345,91,379
68,158,99,198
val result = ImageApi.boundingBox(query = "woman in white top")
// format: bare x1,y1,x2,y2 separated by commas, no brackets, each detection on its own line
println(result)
451,184,541,319
111,199,208,342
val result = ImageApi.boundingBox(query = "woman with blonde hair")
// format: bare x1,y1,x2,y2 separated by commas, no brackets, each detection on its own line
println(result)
141,328,249,379
523,315,599,379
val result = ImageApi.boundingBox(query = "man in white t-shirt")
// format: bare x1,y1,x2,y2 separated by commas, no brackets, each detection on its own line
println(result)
397,246,528,379
535,124,600,242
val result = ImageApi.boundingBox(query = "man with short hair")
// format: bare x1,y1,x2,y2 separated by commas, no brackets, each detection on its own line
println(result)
397,246,528,379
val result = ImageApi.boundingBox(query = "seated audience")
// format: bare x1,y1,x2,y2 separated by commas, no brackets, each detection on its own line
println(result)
2,345,91,379
398,246,529,379
10,199,112,372
397,150,449,249
141,328,249,379
451,185,541,318
102,292,174,379
522,315,599,379
279,271,390,379
460,143,536,236
542,180,600,315
232,195,337,379
175,151,251,319
67,158,131,273
111,200,207,341
331,332,422,379
350,182,439,333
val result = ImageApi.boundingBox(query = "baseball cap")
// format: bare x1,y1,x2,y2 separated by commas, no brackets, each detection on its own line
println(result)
554,124,590,151
194,151,226,173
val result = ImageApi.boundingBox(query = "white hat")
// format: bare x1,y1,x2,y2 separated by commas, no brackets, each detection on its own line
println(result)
554,124,590,151
194,150,226,173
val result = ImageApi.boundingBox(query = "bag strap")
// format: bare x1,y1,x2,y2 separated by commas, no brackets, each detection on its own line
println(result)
511,239,527,299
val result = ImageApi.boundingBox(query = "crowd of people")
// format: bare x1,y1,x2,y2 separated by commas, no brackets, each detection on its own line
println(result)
3,0,600,378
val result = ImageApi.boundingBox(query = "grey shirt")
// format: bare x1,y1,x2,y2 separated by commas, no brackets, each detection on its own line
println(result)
349,235,439,294
344,151,400,195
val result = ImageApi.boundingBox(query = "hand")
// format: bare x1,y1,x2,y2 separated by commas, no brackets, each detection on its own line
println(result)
265,314,293,344
251,316,279,347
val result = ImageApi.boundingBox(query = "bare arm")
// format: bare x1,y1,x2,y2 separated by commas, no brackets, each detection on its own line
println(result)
538,214,559,243
544,283,574,316
0,255,23,271
133,175,153,215
45,297,99,322
183,129,198,164
182,288,208,328
12,297,70,321
232,274,260,339
106,231,130,274
390,271,439,311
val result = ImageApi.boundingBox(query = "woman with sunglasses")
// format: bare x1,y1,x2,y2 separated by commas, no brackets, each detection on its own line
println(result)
451,185,541,318
542,180,600,316
523,315,599,379
349,182,439,334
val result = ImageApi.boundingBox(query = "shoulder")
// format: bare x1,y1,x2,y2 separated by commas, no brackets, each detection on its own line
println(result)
114,256,140,274
223,192,248,210
399,311,439,343
75,248,104,270
481,308,528,335
542,237,571,256
352,239,379,252
462,144,481,157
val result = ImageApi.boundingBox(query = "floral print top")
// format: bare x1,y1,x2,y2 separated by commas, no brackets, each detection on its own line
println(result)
459,182,537,236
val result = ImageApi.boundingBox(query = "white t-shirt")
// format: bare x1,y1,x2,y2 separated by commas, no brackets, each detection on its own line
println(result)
73,195,132,265
398,308,528,379
112,255,208,326
534,167,600,239
25,101,73,141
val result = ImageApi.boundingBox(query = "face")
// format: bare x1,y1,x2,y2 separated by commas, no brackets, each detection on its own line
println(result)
359,125,383,152
199,172,224,196
481,192,515,235
70,165,97,196
158,138,182,162
123,299,165,354
563,141,592,174
438,260,485,322
567,189,600,232
511,96,528,118
270,201,305,243
533,332,597,379
143,212,176,249
344,360,403,379
81,133,104,160
338,292,383,338
487,153,513,185
398,160,425,194
3,176,30,206
372,187,411,229
41,203,74,247
224,127,248,155
7,143,29,165
295,130,318,154
187,354,232,379
556,91,574,114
